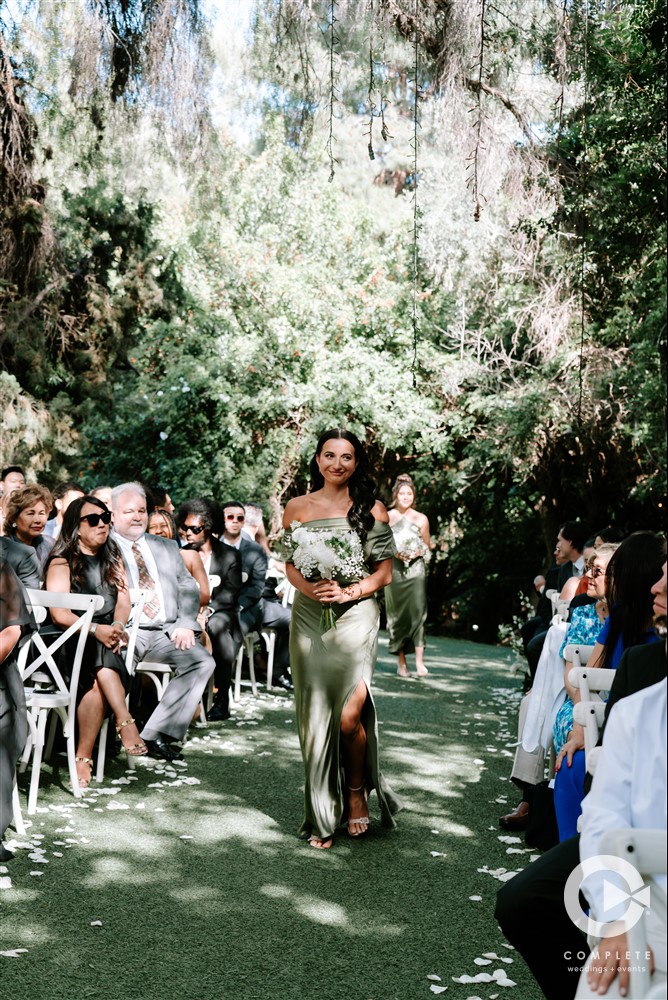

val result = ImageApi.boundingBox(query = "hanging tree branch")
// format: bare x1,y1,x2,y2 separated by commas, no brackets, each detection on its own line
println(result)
410,0,422,387
364,0,377,159
467,0,487,221
326,0,339,181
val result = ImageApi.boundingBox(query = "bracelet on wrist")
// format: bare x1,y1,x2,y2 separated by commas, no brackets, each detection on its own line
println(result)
111,620,126,629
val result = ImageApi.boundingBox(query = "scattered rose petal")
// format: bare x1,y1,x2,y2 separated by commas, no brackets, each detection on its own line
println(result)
469,895,482,901
90,920,103,927
52,852,63,858
497,836,521,845
0,949,28,957
427,974,442,981
430,829,440,834
0,877,12,889
29,871,44,877
179,835,194,840
430,851,446,857
473,759,484,765
429,987,447,995
474,958,492,965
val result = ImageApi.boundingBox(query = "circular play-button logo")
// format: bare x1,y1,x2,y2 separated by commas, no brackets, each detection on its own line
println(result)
564,855,651,937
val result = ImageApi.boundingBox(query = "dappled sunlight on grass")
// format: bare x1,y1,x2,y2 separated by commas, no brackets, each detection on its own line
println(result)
1,632,544,1000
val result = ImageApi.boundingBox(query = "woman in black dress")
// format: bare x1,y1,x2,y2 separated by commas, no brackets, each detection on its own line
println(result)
0,559,35,860
43,495,146,788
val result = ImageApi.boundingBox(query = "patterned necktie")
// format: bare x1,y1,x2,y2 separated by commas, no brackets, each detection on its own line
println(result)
131,542,161,620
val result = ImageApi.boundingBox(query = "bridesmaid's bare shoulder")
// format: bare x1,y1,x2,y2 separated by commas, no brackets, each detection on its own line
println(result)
283,495,312,528
372,500,389,524
387,508,401,526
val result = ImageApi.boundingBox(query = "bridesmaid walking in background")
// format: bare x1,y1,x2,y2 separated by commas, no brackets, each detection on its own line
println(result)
385,474,431,677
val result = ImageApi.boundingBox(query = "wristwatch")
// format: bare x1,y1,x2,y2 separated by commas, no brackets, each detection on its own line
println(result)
89,623,98,635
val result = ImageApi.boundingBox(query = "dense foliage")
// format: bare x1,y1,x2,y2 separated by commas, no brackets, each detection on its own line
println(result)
1,0,665,640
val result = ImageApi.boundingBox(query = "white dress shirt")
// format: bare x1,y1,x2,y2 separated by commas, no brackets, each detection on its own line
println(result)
114,532,167,626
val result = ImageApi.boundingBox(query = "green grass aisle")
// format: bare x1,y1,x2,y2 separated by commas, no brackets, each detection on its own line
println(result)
1,635,545,1000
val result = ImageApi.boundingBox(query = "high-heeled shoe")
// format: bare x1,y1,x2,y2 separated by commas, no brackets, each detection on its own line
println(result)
347,783,370,838
71,755,93,791
116,718,148,757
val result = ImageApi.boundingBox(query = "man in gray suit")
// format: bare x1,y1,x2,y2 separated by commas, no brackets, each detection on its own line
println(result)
0,535,41,589
111,483,215,761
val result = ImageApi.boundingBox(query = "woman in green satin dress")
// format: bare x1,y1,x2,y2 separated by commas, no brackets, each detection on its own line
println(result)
283,429,404,850
385,475,431,677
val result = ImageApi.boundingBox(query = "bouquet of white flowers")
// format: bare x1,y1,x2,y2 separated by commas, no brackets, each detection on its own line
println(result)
395,533,430,565
287,521,366,632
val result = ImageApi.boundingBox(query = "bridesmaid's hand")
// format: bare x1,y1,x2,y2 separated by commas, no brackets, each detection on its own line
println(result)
312,581,347,604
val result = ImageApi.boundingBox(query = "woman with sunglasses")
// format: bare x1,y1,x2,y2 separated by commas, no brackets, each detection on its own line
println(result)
43,495,146,788
147,508,211,610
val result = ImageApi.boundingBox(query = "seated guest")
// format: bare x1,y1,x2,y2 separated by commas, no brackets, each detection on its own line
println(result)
177,498,242,721
0,559,35,862
554,531,665,840
525,521,589,677
146,485,175,515
147,507,210,608
111,483,215,759
90,485,113,509
0,535,41,589
238,501,293,692
552,543,618,760
558,536,599,607
43,495,146,788
3,484,55,570
579,678,666,998
494,561,667,1000
221,501,267,638
44,481,85,539
0,466,26,500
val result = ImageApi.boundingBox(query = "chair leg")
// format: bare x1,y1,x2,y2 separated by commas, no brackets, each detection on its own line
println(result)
246,634,258,697
45,711,59,760
65,710,82,800
19,710,38,773
95,718,108,783
265,631,276,692
27,709,49,815
11,779,26,836
233,645,244,702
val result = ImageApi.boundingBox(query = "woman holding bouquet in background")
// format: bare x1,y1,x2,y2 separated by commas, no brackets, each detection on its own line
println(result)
385,474,431,677
283,429,404,850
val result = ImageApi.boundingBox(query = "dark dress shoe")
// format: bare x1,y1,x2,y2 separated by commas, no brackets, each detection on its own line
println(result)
0,844,15,862
499,800,530,830
208,700,231,722
273,674,294,692
145,736,178,761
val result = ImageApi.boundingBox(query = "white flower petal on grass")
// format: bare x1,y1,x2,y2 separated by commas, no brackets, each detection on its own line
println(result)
52,852,63,858
497,836,521,845
430,851,446,857
473,958,492,965
469,895,482,901
0,877,12,889
30,871,44,877
430,829,440,834
135,803,146,810
473,759,484,765
106,802,129,810
429,986,447,994
482,953,500,960
426,974,442,981
90,920,103,927
501,944,515,950
0,949,28,957
179,835,194,840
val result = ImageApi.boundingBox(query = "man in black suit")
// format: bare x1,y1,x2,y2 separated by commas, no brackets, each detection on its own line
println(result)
494,561,667,1000
221,501,267,638
177,499,242,722
111,483,215,761
0,535,41,589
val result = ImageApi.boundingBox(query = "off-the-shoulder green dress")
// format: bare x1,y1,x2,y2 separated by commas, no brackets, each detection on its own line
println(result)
285,518,404,840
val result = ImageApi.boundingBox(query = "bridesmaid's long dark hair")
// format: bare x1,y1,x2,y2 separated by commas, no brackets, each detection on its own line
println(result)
45,496,126,593
309,429,376,543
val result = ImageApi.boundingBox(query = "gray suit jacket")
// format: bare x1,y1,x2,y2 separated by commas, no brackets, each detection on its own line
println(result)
0,536,41,590
116,532,201,634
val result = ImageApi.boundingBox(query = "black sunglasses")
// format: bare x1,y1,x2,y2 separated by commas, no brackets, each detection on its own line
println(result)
181,523,206,535
80,510,112,527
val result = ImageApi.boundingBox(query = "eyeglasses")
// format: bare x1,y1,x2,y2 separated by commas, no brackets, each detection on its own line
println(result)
588,566,606,579
225,514,245,522
181,523,205,535
80,511,112,527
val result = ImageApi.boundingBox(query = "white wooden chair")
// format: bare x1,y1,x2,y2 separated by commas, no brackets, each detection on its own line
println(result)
569,661,616,776
18,589,104,814
576,829,667,1000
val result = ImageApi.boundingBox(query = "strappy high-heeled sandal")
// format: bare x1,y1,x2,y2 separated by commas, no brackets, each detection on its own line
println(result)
72,755,93,791
116,718,148,757
347,783,370,838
